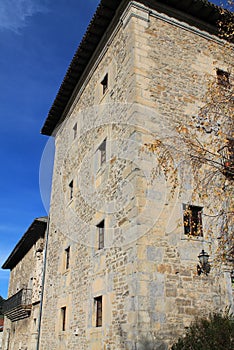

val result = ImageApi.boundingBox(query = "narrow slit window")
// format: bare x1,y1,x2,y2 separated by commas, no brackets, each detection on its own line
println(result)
183,204,203,237
99,138,106,166
65,246,70,270
61,307,66,331
97,220,104,250
95,296,102,327
101,74,108,95
73,123,77,139
216,69,230,87
69,180,74,200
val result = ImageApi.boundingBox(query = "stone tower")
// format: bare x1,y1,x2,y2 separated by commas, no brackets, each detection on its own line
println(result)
40,1,233,349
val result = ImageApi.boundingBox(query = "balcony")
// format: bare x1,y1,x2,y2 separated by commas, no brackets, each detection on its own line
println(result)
2,289,32,322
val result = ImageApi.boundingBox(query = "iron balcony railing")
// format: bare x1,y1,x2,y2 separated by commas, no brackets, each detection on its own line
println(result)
2,288,32,322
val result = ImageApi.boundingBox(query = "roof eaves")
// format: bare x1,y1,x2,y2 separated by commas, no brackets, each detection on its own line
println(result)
40,0,128,136
2,217,48,270
41,0,231,136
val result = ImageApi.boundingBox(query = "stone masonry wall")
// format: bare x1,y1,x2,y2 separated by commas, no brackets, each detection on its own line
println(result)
131,5,234,347
40,3,233,350
39,13,138,350
2,241,45,350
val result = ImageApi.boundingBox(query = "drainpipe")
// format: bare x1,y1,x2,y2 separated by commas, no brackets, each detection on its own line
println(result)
5,328,10,350
36,215,50,350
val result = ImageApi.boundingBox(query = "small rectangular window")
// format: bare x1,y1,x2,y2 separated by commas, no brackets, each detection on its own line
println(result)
65,246,70,270
95,296,102,327
98,138,106,166
69,180,74,200
73,123,77,139
219,138,234,179
225,138,234,167
97,220,104,250
216,69,230,87
101,74,108,95
61,307,66,331
183,204,203,236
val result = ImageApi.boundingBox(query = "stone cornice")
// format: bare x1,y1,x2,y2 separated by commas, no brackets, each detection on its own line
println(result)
41,0,229,136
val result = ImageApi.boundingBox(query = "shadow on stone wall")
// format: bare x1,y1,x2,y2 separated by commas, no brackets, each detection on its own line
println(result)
138,336,168,350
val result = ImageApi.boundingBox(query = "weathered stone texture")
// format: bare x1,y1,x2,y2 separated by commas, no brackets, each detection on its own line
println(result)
40,3,233,350
2,237,45,350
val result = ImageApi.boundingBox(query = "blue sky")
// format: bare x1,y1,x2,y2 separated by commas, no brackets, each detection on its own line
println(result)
0,0,232,299
0,0,99,298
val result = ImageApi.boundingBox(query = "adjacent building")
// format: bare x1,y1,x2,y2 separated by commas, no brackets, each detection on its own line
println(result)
0,313,4,350
1,217,47,350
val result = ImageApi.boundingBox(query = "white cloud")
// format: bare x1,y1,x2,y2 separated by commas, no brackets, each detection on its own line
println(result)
0,0,48,33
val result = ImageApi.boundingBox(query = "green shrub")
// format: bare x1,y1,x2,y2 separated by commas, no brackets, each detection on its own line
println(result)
171,311,234,350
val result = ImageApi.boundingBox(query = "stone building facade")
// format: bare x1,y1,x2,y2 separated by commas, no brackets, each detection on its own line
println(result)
39,0,233,349
1,217,47,350
0,315,3,350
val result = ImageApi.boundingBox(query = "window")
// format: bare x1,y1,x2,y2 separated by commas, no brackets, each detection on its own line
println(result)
69,180,74,200
101,74,108,95
73,123,77,139
98,139,106,166
33,318,37,330
94,296,102,327
183,204,203,236
97,220,104,250
224,138,234,168
218,138,234,179
216,69,230,87
231,271,234,286
61,307,66,331
65,246,70,270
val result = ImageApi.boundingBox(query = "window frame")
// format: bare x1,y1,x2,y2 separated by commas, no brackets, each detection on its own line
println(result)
61,306,66,331
94,296,102,327
218,138,234,179
69,180,74,200
98,138,107,167
97,220,105,250
33,318,37,330
101,74,108,95
183,204,203,237
216,68,230,88
65,246,70,270
225,138,234,167
73,123,77,139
